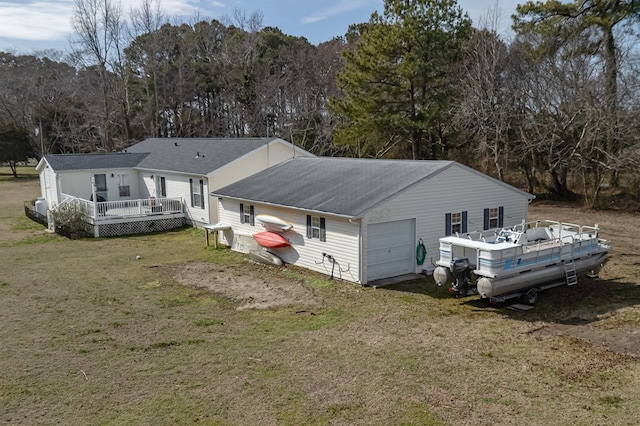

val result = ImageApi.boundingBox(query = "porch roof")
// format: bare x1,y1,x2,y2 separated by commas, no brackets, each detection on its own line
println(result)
43,153,149,171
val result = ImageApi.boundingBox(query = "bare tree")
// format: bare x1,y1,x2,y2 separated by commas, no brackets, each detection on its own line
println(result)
71,0,126,151
126,0,167,139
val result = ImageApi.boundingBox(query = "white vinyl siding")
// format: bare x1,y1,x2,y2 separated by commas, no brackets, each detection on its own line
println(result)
206,140,314,224
207,141,313,192
140,172,209,227
362,164,530,280
218,199,360,283
56,169,141,202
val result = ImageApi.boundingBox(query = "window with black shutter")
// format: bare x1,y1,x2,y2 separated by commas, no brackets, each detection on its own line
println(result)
446,211,467,235
484,207,504,230
240,204,254,225
306,214,326,241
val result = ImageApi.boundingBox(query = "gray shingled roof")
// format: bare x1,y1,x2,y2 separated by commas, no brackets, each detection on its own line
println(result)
125,137,280,174
212,157,457,217
43,138,285,174
44,153,149,171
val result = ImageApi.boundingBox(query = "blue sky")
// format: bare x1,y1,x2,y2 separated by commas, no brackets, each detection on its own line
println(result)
0,0,521,54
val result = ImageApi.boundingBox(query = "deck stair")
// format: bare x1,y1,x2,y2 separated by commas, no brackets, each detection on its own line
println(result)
564,259,578,286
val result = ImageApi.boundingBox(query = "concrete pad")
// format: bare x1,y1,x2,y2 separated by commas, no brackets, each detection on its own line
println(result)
367,273,426,288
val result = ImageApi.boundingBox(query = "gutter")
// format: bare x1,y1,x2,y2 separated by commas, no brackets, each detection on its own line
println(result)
212,194,357,221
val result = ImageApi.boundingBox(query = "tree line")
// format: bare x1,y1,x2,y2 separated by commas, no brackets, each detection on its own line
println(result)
1,0,639,208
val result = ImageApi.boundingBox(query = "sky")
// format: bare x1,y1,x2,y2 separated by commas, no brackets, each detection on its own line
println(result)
0,0,521,54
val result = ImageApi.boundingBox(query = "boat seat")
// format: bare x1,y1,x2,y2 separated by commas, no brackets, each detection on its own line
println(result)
525,227,554,242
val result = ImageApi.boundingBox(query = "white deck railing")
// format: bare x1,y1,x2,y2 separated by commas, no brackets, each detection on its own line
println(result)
59,194,184,220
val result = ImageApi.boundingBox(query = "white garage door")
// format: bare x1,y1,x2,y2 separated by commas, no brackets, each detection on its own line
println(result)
366,219,415,282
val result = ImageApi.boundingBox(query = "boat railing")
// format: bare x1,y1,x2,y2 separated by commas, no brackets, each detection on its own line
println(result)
476,232,593,275
454,228,500,243
450,221,605,277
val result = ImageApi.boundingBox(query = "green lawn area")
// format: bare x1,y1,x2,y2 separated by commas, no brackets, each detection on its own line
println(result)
1,167,639,425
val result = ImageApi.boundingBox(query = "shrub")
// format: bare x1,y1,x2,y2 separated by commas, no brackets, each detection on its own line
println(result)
50,200,91,239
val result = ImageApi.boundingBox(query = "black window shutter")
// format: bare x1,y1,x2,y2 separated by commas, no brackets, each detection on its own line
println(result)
462,211,468,234
483,208,490,230
189,178,194,207
249,205,255,226
199,180,204,208
240,204,245,224
320,218,326,242
498,206,504,227
160,177,166,197
445,213,452,236
306,215,312,238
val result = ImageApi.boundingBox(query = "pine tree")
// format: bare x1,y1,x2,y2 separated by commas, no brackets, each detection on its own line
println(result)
330,0,471,159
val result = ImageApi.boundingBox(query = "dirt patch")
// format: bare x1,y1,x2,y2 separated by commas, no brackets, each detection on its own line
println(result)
526,201,640,357
531,321,640,357
163,261,324,310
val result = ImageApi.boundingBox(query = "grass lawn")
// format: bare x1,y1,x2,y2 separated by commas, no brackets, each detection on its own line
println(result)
1,165,639,425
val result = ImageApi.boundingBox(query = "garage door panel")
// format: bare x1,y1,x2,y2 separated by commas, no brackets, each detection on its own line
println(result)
367,219,415,282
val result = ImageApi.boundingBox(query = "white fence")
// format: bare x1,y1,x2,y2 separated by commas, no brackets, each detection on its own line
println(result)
60,194,184,220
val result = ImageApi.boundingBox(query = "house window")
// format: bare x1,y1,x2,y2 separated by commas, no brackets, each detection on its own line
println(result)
118,174,130,197
311,216,321,238
240,204,255,225
445,211,467,236
451,212,462,234
158,176,166,197
190,178,204,208
306,215,326,242
483,207,504,230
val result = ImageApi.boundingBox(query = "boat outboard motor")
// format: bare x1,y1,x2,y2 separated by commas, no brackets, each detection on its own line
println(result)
450,257,474,297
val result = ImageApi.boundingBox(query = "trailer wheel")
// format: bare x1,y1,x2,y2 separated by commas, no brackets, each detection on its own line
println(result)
521,288,539,305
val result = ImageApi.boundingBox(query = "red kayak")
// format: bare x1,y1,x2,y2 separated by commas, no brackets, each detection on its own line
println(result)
252,231,291,249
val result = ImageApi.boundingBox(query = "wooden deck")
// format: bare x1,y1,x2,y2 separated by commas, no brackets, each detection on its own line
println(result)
61,194,184,221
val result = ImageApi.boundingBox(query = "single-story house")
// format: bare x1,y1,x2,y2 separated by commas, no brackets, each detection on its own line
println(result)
212,157,535,285
35,138,312,236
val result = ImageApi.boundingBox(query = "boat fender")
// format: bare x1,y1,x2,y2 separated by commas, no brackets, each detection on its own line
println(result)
433,266,453,286
476,277,494,298
416,238,427,265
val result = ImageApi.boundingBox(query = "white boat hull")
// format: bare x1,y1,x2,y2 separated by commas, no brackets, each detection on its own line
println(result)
476,250,608,298
249,249,284,266
255,214,293,232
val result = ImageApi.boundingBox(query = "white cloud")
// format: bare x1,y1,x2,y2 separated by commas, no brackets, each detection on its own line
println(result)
151,0,203,15
0,1,75,41
301,0,374,25
0,0,222,43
